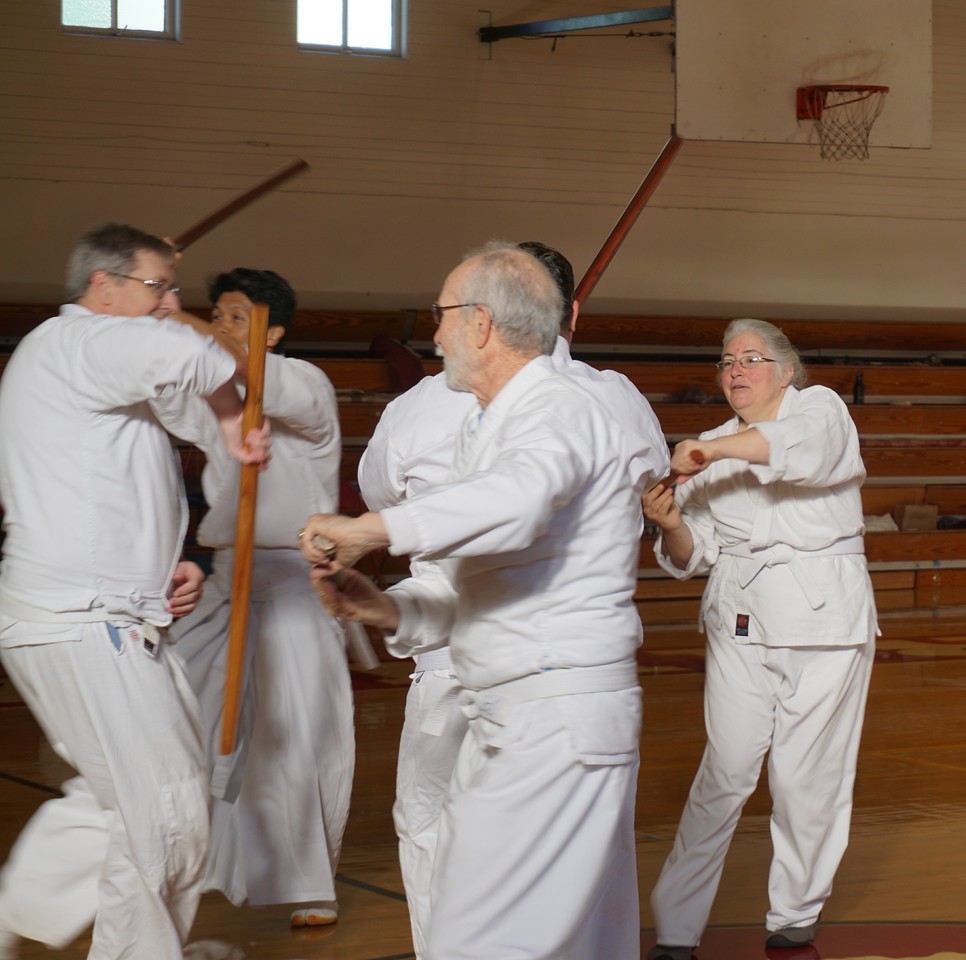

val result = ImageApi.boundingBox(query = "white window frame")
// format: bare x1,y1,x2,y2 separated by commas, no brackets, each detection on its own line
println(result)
61,0,178,41
298,0,404,57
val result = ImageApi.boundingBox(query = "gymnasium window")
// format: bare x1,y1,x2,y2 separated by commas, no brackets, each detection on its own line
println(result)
298,0,403,56
61,0,176,39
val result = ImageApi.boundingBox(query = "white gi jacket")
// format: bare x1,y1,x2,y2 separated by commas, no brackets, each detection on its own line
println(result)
358,370,476,513
381,354,654,694
657,384,878,646
154,352,341,545
361,336,667,515
363,336,670,666
358,367,476,672
0,305,235,630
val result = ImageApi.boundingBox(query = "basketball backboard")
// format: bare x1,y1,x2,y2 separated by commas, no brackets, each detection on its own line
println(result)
674,0,932,150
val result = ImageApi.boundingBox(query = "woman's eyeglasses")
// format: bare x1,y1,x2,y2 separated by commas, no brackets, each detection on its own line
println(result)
715,356,776,373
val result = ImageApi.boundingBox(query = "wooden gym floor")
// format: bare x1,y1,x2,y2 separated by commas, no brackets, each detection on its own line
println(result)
1,604,965,960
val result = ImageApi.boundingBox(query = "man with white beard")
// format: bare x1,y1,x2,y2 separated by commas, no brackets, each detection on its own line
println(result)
302,241,658,960
357,241,668,958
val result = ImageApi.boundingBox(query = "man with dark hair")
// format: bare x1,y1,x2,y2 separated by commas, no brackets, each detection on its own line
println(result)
154,268,352,928
357,239,668,957
207,267,297,353
517,239,576,333
0,223,269,960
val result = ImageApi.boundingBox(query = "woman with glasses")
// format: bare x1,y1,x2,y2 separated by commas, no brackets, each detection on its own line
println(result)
643,318,878,960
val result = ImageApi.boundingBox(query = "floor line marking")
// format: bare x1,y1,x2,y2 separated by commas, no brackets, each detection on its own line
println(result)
0,770,62,796
335,873,408,902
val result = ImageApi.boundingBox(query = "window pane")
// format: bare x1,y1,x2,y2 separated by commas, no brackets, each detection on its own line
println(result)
347,0,393,49
298,0,343,46
62,0,112,28
118,0,166,31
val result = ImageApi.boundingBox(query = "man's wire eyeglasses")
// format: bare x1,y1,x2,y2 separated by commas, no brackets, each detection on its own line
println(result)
715,356,776,373
430,302,480,325
109,272,180,298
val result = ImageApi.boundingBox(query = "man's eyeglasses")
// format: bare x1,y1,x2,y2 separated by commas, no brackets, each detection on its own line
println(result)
715,356,776,373
109,272,180,299
430,302,480,325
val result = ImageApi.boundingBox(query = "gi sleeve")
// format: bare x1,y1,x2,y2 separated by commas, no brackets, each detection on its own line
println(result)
381,407,596,561
383,558,459,657
358,396,407,512
653,473,720,579
150,393,219,448
614,376,671,492
262,355,340,445
748,386,865,488
74,315,235,410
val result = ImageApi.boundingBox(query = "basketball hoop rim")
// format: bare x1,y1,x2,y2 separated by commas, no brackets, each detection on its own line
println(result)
796,84,889,121
801,84,890,93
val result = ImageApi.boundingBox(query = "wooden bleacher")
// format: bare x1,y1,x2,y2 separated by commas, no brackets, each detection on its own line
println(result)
305,309,966,624
3,304,966,625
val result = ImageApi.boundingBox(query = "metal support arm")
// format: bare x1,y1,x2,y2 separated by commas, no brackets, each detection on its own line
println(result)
479,6,673,43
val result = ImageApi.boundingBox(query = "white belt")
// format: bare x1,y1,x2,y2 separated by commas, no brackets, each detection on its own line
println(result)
414,647,455,672
460,660,639,726
0,590,114,624
0,588,170,625
0,590,166,655
719,536,864,610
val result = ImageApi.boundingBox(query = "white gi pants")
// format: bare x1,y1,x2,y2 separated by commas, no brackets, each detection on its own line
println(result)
171,549,354,906
393,666,466,959
651,633,875,946
427,684,642,960
0,621,209,960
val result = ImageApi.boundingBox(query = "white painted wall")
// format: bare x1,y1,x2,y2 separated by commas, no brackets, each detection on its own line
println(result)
0,0,963,321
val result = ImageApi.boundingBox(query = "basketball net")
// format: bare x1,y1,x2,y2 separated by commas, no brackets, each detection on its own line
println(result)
796,85,889,160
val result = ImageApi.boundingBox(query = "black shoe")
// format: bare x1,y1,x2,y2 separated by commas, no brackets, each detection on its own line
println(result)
765,922,818,948
646,946,694,960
